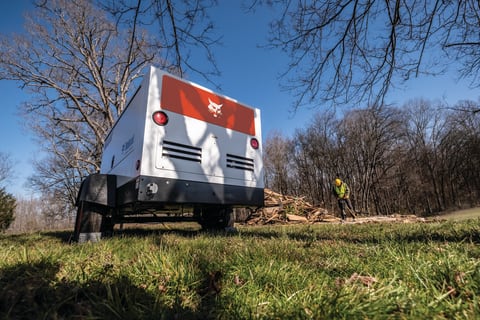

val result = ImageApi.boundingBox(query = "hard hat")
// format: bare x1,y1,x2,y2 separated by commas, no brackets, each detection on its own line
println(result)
335,178,342,186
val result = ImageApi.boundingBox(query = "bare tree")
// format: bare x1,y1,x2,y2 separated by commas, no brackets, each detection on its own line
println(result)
0,152,13,187
0,0,220,208
102,0,220,84
400,99,450,213
339,107,405,215
265,100,480,216
253,0,480,111
441,100,480,206
0,153,15,232
292,109,339,206
263,130,294,195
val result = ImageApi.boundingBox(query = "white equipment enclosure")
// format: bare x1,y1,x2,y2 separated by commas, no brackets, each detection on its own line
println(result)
73,66,264,241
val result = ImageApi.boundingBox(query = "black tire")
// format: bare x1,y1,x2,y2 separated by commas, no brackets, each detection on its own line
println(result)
100,214,115,238
196,205,234,230
233,207,253,223
73,201,105,243
224,207,235,229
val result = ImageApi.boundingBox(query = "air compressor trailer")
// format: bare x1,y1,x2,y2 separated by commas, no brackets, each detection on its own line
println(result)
73,66,264,242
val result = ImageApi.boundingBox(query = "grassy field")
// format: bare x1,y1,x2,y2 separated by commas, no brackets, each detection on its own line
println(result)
0,218,479,319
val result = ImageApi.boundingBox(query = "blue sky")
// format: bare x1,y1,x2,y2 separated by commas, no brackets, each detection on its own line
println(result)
0,1,478,197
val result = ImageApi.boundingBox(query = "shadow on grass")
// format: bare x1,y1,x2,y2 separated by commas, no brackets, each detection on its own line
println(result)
0,259,223,320
39,219,480,246
43,230,74,243
0,231,74,246
39,223,203,244
236,221,480,245
41,222,245,244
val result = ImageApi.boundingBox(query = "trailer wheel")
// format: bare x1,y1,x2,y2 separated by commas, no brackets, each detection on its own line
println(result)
196,205,235,231
73,201,105,243
100,214,115,238
224,207,235,230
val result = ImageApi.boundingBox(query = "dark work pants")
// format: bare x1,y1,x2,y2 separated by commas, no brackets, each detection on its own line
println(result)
338,198,355,220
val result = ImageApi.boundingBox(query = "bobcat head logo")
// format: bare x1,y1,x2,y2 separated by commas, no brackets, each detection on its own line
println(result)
207,98,223,118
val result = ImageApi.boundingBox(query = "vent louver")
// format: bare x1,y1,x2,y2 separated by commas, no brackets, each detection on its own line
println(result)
226,154,254,172
162,140,202,163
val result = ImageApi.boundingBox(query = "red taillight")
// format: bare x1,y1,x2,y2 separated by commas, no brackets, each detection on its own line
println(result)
152,111,169,126
250,137,259,149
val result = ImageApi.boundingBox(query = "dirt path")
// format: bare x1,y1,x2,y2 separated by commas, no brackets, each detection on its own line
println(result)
429,207,480,221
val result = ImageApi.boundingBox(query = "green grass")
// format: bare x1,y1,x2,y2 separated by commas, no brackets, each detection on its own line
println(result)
1,220,479,319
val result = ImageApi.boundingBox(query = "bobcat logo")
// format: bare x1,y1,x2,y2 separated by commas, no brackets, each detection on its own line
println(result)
207,98,223,118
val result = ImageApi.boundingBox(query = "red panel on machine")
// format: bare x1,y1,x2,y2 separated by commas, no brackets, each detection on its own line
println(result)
161,75,256,136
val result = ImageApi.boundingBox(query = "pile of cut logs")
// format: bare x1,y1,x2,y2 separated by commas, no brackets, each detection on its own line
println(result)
240,189,338,225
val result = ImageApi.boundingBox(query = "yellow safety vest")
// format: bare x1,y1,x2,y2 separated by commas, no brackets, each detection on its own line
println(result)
334,183,348,199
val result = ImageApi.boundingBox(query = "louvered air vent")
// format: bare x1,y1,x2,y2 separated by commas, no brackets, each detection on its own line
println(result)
162,140,202,162
226,154,254,172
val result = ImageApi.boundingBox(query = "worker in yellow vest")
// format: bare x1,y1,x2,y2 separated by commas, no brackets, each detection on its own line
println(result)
333,178,356,221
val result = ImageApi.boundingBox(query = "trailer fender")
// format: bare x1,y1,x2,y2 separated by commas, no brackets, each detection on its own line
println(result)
76,174,116,208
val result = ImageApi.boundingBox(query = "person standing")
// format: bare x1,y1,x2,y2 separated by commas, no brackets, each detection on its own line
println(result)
332,178,356,221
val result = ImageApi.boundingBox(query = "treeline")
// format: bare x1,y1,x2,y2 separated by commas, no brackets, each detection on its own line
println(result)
6,196,75,234
264,99,480,216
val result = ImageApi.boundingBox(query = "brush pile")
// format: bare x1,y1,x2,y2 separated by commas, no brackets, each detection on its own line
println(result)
241,189,337,225
238,189,427,225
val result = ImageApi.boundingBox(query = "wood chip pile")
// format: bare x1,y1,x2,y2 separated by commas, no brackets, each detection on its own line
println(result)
242,189,338,225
